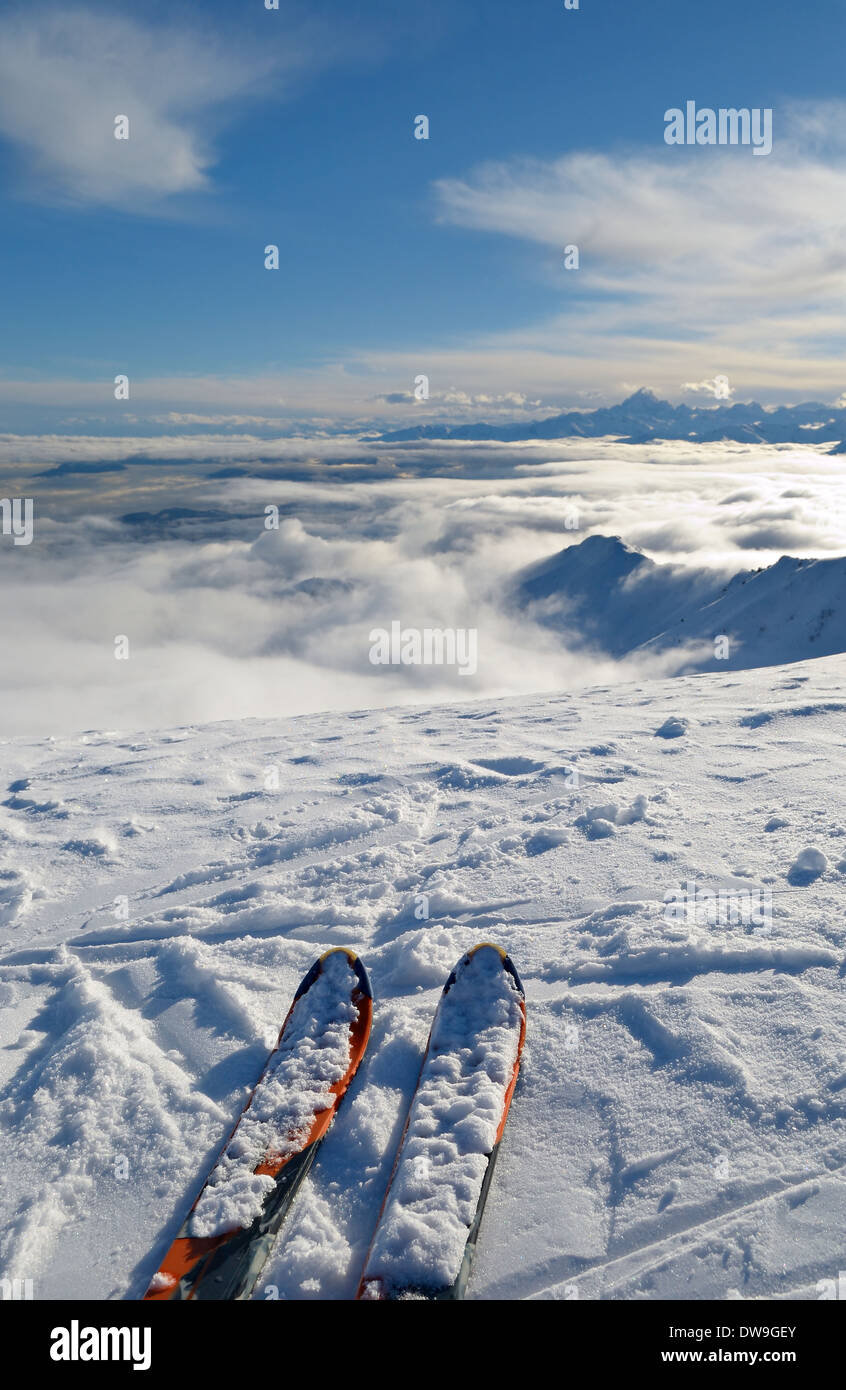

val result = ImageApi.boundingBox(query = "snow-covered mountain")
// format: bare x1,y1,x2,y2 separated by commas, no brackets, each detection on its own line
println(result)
0,654,844,1300
514,535,846,672
381,388,846,445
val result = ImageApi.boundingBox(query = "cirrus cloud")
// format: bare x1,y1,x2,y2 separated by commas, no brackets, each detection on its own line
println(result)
0,6,306,209
430,102,846,402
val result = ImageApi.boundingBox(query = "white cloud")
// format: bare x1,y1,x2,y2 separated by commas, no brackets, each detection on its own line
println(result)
682,377,734,401
435,106,846,316
424,103,846,402
1,436,845,735
0,7,295,208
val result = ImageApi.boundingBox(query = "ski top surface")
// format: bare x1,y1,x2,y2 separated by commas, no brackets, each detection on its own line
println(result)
358,942,526,1301
143,947,372,1301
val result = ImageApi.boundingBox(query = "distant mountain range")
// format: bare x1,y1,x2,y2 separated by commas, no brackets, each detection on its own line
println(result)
381,389,846,447
512,534,846,672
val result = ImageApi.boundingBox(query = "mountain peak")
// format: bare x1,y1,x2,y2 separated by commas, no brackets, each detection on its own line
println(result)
514,535,652,628
379,391,846,445
514,537,846,671
621,388,662,406
577,533,645,559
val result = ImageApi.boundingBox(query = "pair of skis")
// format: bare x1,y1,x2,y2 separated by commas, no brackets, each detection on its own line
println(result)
143,942,526,1302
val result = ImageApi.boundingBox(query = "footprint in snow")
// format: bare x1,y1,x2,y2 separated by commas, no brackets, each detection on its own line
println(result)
471,756,545,776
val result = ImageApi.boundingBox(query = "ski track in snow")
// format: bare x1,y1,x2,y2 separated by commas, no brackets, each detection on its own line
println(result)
0,653,844,1300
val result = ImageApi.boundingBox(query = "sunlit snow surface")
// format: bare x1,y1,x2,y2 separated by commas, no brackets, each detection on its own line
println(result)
0,653,844,1300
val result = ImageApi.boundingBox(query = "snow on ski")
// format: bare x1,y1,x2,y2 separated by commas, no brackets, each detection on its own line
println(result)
358,942,526,1301
143,947,372,1301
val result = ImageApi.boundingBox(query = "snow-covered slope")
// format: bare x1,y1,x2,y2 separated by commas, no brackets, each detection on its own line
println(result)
0,655,844,1300
515,535,846,673
635,554,846,671
514,535,726,657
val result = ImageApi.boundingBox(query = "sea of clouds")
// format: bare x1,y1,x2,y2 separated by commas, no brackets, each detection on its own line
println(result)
1,434,844,736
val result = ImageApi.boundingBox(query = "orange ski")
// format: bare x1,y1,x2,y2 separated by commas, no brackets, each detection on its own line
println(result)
144,947,372,1301
358,942,525,1300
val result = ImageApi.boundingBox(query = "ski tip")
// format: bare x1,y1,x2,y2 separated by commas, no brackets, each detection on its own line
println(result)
341,949,373,1001
294,946,373,1002
446,942,525,999
469,941,508,960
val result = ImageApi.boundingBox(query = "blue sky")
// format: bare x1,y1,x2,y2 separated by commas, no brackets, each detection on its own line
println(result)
2,0,846,432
